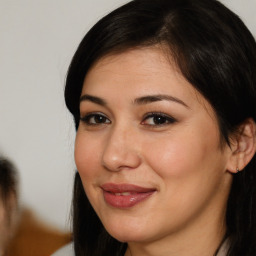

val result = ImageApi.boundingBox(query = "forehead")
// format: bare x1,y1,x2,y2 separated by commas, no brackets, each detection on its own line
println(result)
85,48,183,88
90,46,173,73
82,47,212,113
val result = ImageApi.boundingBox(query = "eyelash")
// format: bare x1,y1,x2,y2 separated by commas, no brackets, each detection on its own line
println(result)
80,113,111,125
141,112,177,126
80,112,176,127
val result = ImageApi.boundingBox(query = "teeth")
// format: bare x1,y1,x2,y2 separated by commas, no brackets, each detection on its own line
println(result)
115,192,131,196
122,192,131,196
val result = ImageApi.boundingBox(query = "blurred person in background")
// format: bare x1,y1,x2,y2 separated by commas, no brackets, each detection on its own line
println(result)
0,157,71,256
0,157,18,256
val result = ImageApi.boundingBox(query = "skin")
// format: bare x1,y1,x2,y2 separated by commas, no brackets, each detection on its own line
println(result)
0,193,17,255
0,199,7,255
75,47,235,256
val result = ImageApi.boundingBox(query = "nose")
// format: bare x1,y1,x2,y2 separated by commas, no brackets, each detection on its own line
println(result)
101,126,141,172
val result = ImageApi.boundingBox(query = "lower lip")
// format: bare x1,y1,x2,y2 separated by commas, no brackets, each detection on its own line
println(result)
103,191,155,208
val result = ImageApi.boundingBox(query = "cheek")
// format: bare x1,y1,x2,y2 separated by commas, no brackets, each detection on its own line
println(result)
74,133,104,209
74,132,102,181
144,127,221,179
142,130,227,222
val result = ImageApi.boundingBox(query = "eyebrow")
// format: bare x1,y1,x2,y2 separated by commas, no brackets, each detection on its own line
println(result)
80,94,107,106
134,94,189,108
80,93,189,108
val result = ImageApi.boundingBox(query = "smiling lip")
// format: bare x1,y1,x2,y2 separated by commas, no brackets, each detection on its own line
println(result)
101,183,156,208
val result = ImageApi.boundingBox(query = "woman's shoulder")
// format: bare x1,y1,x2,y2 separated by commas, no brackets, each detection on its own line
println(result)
51,242,74,256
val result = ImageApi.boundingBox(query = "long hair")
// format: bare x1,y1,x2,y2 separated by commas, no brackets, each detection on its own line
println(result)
64,0,256,255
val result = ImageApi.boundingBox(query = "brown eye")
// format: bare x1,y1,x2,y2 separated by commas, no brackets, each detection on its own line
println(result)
93,115,108,124
142,113,176,126
152,116,168,125
80,113,111,125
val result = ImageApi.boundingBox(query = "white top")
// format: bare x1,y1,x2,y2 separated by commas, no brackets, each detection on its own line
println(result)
217,238,230,256
51,242,74,256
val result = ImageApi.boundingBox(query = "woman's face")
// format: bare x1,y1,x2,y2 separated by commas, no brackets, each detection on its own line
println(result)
75,47,233,243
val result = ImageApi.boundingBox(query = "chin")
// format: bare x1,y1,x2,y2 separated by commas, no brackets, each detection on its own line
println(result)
111,232,147,243
105,224,152,243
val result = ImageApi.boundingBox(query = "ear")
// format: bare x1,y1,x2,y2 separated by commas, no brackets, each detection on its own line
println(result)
227,118,256,174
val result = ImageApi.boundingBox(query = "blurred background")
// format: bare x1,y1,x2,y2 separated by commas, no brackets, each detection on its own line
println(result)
0,0,255,234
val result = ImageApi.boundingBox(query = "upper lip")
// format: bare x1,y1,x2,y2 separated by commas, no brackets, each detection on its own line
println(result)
101,183,156,193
